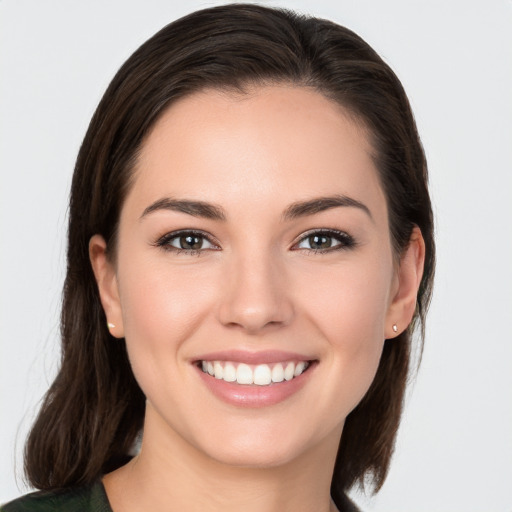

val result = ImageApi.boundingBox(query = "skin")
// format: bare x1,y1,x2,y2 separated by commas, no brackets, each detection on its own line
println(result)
90,85,424,512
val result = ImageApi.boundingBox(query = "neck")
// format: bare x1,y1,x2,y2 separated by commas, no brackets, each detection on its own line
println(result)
103,406,341,512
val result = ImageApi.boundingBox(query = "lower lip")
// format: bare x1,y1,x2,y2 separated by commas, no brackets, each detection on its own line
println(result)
195,363,316,408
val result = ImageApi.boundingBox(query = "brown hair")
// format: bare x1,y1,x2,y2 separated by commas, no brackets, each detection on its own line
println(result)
24,3,435,497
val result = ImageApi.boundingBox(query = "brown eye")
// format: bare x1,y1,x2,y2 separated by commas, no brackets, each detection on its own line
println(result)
157,230,217,252
308,234,332,250
179,234,204,250
294,230,356,252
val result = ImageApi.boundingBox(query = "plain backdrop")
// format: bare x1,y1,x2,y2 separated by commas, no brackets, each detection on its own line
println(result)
1,1,511,510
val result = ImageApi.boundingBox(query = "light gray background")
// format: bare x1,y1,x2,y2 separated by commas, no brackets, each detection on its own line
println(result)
1,1,511,510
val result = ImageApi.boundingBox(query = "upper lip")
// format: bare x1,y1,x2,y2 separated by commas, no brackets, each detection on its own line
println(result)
193,350,315,365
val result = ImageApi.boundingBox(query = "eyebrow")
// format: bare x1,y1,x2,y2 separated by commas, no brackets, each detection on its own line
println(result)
282,195,373,221
140,194,372,222
140,198,226,221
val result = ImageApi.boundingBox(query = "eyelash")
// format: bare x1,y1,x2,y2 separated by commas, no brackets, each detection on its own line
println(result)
154,230,220,256
154,229,356,255
291,229,356,254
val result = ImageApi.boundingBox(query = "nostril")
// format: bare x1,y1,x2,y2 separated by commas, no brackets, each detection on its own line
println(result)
218,298,294,333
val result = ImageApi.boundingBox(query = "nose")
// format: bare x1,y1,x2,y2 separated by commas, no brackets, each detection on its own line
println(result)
216,251,294,334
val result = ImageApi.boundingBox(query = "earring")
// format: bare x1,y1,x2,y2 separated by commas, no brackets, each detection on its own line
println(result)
392,324,398,333
107,322,116,330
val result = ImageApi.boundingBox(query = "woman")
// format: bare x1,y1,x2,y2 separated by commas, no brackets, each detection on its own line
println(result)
2,4,434,511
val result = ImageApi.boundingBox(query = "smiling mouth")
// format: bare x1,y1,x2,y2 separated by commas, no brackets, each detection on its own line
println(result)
197,360,313,386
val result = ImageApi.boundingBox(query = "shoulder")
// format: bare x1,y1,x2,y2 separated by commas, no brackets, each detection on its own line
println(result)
1,481,112,512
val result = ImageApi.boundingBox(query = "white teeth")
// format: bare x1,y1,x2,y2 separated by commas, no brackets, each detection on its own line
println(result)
236,363,253,385
214,361,224,379
294,361,306,377
271,363,284,383
284,362,295,381
253,364,272,386
200,360,310,385
223,363,237,382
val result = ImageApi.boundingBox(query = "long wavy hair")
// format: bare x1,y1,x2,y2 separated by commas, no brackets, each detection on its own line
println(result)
24,3,435,498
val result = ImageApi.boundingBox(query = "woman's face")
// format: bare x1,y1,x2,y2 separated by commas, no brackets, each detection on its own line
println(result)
93,85,409,469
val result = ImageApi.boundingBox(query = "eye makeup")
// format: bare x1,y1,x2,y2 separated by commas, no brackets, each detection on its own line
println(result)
291,228,357,254
152,227,357,256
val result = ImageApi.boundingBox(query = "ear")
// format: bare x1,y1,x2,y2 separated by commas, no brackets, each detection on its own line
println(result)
385,226,425,339
89,234,124,338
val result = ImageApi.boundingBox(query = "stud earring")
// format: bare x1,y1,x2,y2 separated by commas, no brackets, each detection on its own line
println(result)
107,322,116,330
392,324,398,333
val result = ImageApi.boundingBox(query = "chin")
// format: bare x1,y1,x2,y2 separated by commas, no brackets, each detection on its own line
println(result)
203,440,307,470
188,417,336,471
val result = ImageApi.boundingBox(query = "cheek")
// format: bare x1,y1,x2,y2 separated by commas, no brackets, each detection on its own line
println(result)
297,259,392,409
300,256,392,340
116,254,219,376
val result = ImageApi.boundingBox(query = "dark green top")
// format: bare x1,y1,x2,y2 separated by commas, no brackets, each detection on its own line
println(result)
2,481,360,511
1,482,112,512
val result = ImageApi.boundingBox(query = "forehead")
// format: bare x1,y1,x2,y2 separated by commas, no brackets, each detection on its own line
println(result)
126,85,385,220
